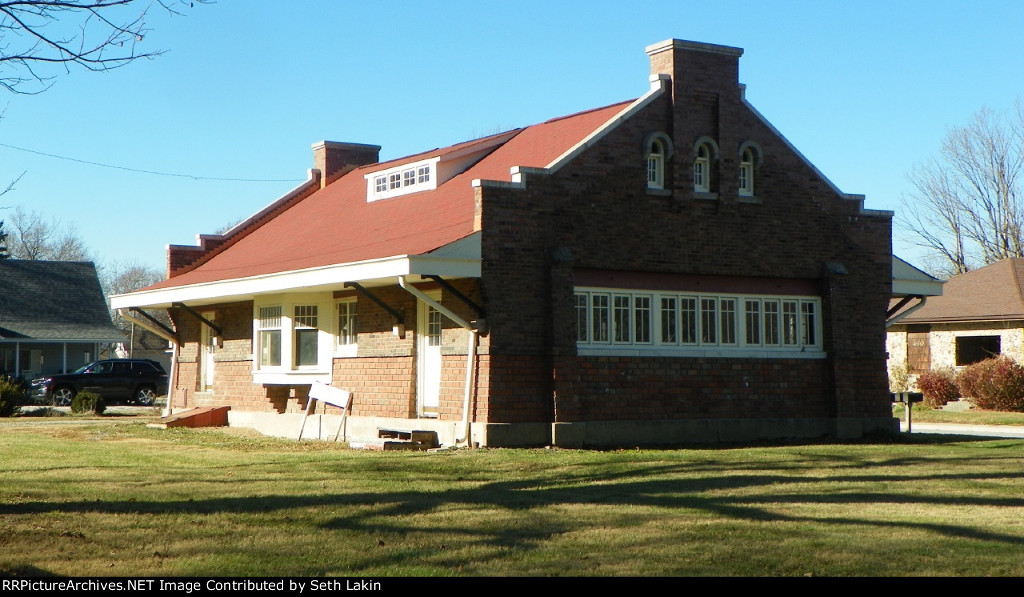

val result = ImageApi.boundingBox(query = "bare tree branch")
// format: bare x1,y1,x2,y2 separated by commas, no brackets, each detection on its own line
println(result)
0,0,206,94
898,102,1024,276
4,204,90,260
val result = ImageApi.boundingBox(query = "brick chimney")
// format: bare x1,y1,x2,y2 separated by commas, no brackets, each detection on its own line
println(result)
646,39,743,101
312,141,381,188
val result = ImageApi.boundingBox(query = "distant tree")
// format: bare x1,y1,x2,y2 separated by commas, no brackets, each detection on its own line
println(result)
899,102,1024,276
3,206,90,261
0,0,206,94
100,259,169,354
0,218,9,259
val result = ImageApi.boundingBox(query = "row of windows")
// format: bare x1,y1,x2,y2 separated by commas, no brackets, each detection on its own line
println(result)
256,300,358,370
366,160,435,202
646,135,760,197
373,165,431,194
574,289,821,352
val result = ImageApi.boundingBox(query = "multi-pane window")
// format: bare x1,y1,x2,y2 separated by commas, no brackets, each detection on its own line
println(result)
367,161,436,201
739,147,755,196
575,288,822,355
694,144,711,192
575,294,590,343
591,294,610,343
337,300,358,347
744,299,761,345
294,305,319,367
427,306,442,347
258,306,282,367
660,296,677,344
634,296,651,343
613,295,631,343
647,139,665,190
720,298,737,345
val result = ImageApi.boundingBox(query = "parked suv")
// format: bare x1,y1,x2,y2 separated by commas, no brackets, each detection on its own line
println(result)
30,359,169,406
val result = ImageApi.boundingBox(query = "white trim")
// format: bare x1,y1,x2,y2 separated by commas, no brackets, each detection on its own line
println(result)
110,253,481,310
471,76,669,191
365,157,440,202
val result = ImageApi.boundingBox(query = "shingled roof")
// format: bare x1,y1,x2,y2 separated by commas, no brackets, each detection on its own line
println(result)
139,100,635,292
899,258,1024,324
0,260,125,341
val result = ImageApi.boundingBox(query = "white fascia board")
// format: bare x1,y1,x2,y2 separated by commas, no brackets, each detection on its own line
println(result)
110,254,481,310
740,86,848,199
471,76,667,190
545,75,668,173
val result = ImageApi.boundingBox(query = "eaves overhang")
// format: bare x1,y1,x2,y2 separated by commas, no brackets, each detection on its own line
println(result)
109,253,481,311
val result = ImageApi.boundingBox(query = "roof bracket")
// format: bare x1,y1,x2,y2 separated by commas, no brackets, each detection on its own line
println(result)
344,282,406,335
171,302,223,336
423,275,485,319
129,308,179,343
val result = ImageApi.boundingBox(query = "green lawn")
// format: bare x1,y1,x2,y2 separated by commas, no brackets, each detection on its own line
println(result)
893,401,1024,425
2,417,1023,577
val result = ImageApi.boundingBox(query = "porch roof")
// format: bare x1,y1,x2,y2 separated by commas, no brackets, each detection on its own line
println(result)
109,234,481,310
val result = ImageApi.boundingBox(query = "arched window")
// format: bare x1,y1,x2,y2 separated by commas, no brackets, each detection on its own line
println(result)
694,144,711,192
739,147,755,196
692,137,719,194
643,132,673,191
738,142,762,198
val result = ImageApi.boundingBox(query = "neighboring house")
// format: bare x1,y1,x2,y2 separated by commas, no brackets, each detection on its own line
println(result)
112,39,897,447
888,258,1024,377
0,260,125,380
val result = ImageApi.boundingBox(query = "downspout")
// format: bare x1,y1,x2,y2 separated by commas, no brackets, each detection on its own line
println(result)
886,296,928,328
164,342,179,419
398,276,478,447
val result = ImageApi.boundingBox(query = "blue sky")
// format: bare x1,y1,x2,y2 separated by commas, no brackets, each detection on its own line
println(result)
1,0,1021,276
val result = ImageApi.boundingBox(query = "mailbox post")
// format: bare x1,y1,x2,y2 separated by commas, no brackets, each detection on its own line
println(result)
891,392,924,432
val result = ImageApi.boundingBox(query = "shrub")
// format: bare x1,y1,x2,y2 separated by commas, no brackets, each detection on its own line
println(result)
955,357,1024,412
0,376,25,417
915,368,960,408
71,391,105,415
888,360,910,393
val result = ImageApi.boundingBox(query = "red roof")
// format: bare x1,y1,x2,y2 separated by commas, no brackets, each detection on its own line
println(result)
145,100,633,291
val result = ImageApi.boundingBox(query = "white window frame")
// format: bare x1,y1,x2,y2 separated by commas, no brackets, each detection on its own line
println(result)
575,287,824,359
647,140,665,190
365,157,440,202
253,294,333,384
335,298,358,358
694,144,711,193
739,147,755,196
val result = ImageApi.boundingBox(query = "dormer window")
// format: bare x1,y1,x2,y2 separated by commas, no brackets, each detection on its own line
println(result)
366,158,439,202
643,132,674,192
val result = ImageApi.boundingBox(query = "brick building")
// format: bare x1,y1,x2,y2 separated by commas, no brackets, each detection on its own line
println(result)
111,39,897,447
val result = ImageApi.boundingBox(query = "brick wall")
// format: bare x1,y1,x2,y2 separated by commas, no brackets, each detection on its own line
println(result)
477,40,893,429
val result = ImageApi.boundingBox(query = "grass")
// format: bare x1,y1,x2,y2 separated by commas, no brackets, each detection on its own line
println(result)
2,417,1024,577
892,401,1024,425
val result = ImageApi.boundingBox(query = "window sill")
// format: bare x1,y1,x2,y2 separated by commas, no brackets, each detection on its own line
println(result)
646,188,673,197
253,370,331,386
577,346,826,359
693,192,719,201
737,194,762,204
